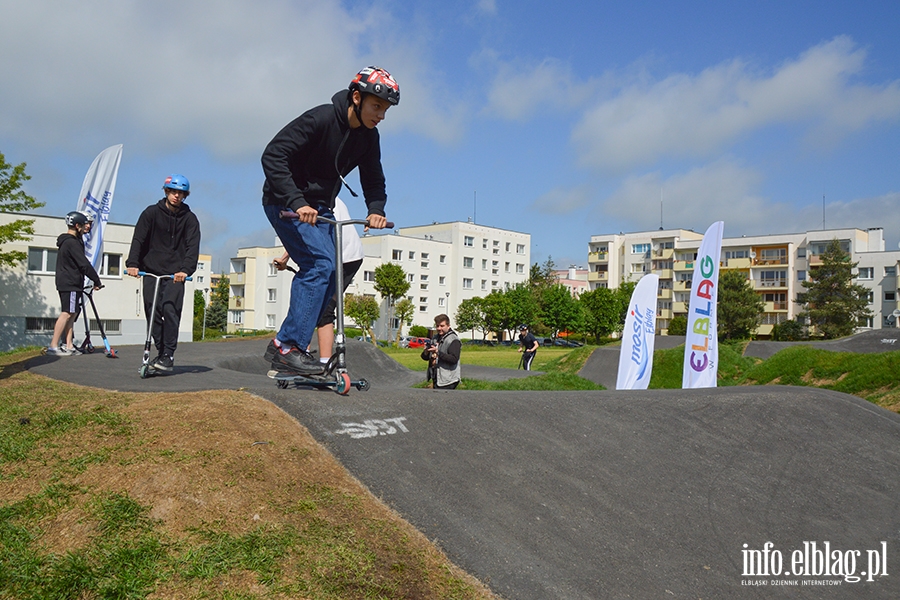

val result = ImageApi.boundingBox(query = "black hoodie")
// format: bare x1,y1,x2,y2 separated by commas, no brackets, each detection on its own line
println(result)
56,232,101,292
126,199,201,276
261,90,387,216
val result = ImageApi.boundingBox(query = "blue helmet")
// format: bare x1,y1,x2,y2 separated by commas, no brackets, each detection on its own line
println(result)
163,174,190,196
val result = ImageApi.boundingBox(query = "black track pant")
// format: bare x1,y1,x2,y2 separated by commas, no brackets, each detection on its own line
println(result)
143,277,185,358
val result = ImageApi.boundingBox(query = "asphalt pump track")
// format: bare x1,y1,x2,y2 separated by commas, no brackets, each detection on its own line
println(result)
26,337,900,598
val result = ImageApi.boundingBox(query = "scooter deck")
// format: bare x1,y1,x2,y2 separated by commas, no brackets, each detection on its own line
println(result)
267,370,368,393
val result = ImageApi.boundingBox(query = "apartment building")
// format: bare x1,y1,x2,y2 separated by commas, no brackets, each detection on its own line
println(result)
552,267,589,297
588,226,899,337
226,220,531,339
0,212,197,351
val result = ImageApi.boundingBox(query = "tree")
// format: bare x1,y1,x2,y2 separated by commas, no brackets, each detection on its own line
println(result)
613,281,637,336
344,293,380,344
771,318,806,341
579,287,622,342
481,291,513,340
800,239,872,339
667,314,688,336
394,297,415,344
505,284,539,339
717,269,764,340
455,297,485,339
540,284,582,337
0,152,45,267
373,263,410,343
192,289,206,340
205,274,229,331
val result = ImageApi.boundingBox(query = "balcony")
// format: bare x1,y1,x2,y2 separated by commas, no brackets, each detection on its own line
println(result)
588,271,608,282
674,261,694,272
228,296,244,310
657,288,673,300
653,268,674,279
764,301,789,312
656,308,673,319
674,280,693,292
230,272,245,284
673,301,688,314
723,257,752,269
588,251,609,263
653,247,675,260
755,280,788,290
809,255,823,266
752,258,788,266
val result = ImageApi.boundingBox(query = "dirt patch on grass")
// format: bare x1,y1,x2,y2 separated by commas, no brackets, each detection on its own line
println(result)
0,352,497,599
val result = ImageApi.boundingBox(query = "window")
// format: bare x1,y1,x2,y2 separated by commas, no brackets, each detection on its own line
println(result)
440,255,446,263
420,296,428,303
230,310,243,325
439,276,445,285
420,283,428,290
268,263,278,276
392,249,402,260
631,263,647,273
26,317,56,332
464,236,474,247
505,242,510,251
363,270,375,282
195,275,204,284
463,278,473,289
421,262,429,268
859,316,874,328
632,243,651,254
797,270,806,281
482,259,487,270
421,253,429,259
420,274,428,281
885,291,897,302
858,267,874,280
438,297,445,307
759,270,787,287
724,250,749,259
482,238,488,249
99,253,121,277
267,288,276,302
516,264,524,274
481,280,487,290
198,263,205,270
407,274,415,282
760,248,786,262
266,314,276,328
516,244,525,254
809,240,851,255
797,247,806,258
28,247,57,272
409,251,415,260
505,262,510,272
463,257,474,268
886,266,897,277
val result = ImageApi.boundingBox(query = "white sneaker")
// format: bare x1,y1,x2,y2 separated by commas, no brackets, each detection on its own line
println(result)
45,346,73,356
61,345,83,355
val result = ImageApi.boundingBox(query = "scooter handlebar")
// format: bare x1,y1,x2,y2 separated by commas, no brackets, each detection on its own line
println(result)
137,271,193,281
279,210,393,229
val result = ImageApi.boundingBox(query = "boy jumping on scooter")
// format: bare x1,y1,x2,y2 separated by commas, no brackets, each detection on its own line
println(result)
126,174,201,371
261,66,397,375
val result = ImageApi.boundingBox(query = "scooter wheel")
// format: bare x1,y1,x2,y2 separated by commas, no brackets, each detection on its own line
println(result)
139,365,149,379
276,380,288,389
85,344,95,354
356,378,369,392
336,372,351,395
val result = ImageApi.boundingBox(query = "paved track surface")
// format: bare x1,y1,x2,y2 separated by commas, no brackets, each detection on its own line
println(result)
26,338,900,598
745,328,900,359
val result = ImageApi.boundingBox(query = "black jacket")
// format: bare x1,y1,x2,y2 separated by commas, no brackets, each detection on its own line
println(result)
55,233,101,292
261,90,387,216
126,199,201,276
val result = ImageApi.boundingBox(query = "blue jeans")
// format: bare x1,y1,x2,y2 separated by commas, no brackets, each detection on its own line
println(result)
264,205,335,350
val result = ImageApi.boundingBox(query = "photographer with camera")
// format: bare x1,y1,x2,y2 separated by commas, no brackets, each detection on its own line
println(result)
421,314,461,389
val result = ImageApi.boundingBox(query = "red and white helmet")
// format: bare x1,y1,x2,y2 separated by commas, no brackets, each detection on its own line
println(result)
349,66,400,106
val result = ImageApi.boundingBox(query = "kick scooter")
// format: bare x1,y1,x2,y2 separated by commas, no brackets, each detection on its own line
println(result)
269,211,393,395
137,272,192,379
76,284,118,358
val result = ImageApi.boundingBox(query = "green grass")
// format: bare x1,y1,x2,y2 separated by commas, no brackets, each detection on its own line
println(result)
382,344,605,391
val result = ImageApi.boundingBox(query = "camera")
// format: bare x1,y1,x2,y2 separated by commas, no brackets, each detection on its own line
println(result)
425,338,438,350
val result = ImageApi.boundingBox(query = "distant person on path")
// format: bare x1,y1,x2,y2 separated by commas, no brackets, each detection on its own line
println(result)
272,197,364,365
421,314,461,389
47,211,103,356
518,324,538,371
261,66,398,376
126,174,201,372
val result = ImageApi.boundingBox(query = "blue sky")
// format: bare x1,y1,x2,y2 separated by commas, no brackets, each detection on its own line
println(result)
2,0,899,272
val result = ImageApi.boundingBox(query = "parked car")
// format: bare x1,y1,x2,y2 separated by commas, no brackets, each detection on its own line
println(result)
407,337,431,349
539,337,554,346
554,338,584,347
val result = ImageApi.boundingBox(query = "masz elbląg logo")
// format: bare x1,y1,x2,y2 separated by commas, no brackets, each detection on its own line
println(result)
629,304,655,380
741,541,889,586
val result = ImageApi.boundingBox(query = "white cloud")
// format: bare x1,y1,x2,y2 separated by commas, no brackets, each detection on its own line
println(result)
531,184,593,214
483,57,598,120
0,0,464,158
572,36,900,172
475,0,498,16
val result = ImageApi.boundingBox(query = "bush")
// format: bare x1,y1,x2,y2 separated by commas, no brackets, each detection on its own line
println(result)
409,325,429,337
771,319,806,341
667,315,687,336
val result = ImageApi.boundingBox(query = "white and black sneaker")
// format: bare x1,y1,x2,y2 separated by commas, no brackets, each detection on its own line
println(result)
271,346,324,375
151,355,174,371
44,346,73,356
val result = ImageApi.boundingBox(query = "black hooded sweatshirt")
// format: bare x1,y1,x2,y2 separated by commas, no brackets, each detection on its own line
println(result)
56,232,101,292
261,90,387,216
126,199,201,276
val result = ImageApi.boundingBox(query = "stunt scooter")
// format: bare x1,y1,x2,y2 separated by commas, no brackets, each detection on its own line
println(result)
268,211,393,395
76,284,118,358
137,271,192,379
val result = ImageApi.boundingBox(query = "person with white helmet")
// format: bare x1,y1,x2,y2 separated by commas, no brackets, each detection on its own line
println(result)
61,210,97,353
46,211,103,356
125,174,201,372
260,66,398,375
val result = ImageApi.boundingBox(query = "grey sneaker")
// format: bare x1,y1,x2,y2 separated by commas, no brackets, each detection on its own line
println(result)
271,346,324,375
263,339,279,362
45,346,73,356
62,345,83,355
151,355,174,371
